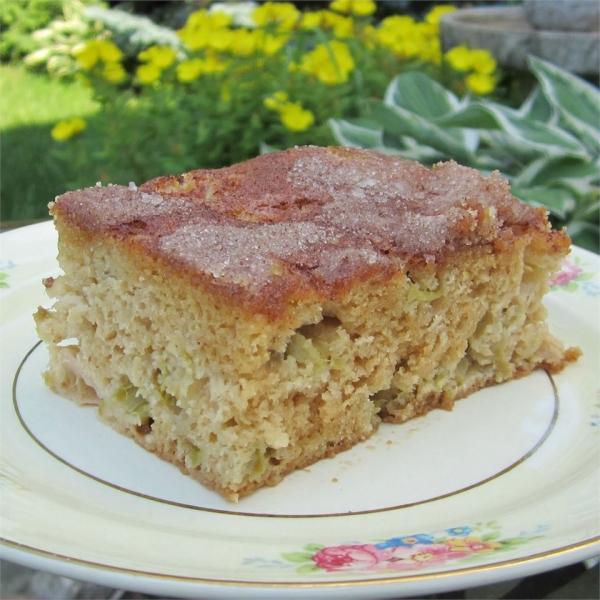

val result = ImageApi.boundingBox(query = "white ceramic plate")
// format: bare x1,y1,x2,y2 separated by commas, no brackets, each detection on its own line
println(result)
1,221,599,599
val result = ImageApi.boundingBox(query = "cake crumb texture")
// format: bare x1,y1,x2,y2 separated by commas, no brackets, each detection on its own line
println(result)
35,146,579,501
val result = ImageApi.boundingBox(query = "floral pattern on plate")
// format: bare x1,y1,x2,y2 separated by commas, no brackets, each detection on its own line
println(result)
549,257,597,294
0,260,16,289
275,522,547,574
591,393,600,431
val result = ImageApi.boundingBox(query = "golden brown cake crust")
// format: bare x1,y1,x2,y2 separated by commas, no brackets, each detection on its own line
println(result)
50,146,570,319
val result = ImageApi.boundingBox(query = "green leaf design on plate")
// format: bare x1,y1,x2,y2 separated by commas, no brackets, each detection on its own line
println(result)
296,563,321,573
281,551,314,563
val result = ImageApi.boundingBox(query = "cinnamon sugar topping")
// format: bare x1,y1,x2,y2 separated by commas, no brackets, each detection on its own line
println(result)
51,146,555,310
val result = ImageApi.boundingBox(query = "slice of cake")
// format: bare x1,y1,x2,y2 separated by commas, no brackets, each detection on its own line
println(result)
34,146,580,501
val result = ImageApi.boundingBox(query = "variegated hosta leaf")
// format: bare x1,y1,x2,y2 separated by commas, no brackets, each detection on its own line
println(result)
259,142,279,155
382,73,478,156
517,87,557,124
573,196,600,222
367,101,476,165
328,119,383,149
566,221,600,253
472,131,516,169
394,135,448,163
513,155,600,191
435,102,588,159
478,129,545,166
513,157,600,206
567,192,600,244
328,118,449,163
510,185,577,220
528,56,600,156
384,72,464,118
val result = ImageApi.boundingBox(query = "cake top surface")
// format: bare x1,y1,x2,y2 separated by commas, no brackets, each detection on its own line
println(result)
52,146,564,315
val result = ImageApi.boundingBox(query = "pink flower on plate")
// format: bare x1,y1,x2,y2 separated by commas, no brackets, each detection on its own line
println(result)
312,544,382,572
312,542,473,573
550,259,582,287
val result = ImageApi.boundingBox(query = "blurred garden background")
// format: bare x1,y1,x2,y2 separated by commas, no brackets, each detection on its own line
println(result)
1,0,598,250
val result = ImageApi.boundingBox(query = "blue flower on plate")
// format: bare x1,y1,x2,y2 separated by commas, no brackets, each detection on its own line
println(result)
445,526,473,537
374,533,435,549
582,281,600,296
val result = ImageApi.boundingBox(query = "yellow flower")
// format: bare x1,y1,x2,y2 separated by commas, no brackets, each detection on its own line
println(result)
301,10,326,30
374,27,397,50
330,0,377,17
97,39,123,63
263,91,289,110
378,14,416,34
229,29,258,56
323,10,354,37
51,117,86,142
138,45,177,69
205,11,232,30
279,102,315,132
176,59,204,82
185,9,232,31
206,29,236,52
256,31,289,55
466,72,496,95
178,9,233,51
401,37,422,59
374,16,445,63
102,61,126,83
445,46,497,88
470,48,496,74
444,45,473,71
74,39,123,70
175,56,226,82
228,29,289,56
446,536,503,553
300,10,353,37
374,15,417,53
425,5,457,26
295,40,355,85
264,92,315,132
252,2,300,31
201,54,228,74
332,15,354,38
74,40,100,69
177,26,204,51
416,20,438,40
136,63,162,85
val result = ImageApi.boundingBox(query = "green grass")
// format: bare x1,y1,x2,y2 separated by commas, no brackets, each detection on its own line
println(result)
0,63,99,223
